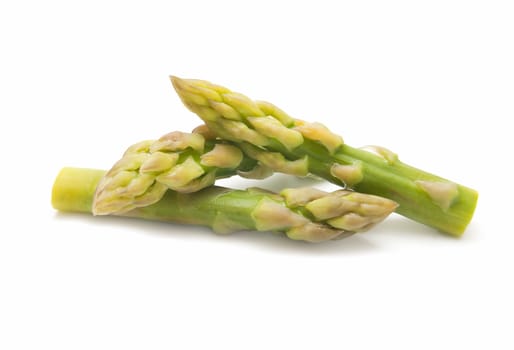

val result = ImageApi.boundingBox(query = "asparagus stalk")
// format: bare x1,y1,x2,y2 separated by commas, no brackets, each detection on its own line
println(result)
93,130,268,215
53,167,398,243
170,76,478,236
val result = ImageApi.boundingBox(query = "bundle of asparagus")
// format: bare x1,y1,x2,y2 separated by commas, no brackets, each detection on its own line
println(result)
51,75,477,242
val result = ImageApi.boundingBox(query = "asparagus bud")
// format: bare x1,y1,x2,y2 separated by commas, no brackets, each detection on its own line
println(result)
93,131,261,215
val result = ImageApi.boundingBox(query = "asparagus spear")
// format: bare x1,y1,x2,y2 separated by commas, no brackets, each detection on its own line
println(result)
93,130,271,215
53,167,398,243
170,76,478,236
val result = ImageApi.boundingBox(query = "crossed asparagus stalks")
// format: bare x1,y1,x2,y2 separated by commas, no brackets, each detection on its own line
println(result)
53,130,398,242
51,76,478,242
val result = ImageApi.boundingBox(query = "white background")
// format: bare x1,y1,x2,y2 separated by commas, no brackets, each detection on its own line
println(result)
1,1,513,349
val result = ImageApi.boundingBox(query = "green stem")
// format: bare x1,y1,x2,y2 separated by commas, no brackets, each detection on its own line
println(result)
52,167,105,213
338,145,478,235
269,137,478,235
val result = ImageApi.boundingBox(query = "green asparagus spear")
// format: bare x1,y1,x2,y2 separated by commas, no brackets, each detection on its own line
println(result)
93,130,271,215
170,76,478,236
93,128,392,220
53,167,398,243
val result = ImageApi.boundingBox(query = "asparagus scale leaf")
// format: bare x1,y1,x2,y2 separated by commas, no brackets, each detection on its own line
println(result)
53,167,398,243
170,76,478,236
